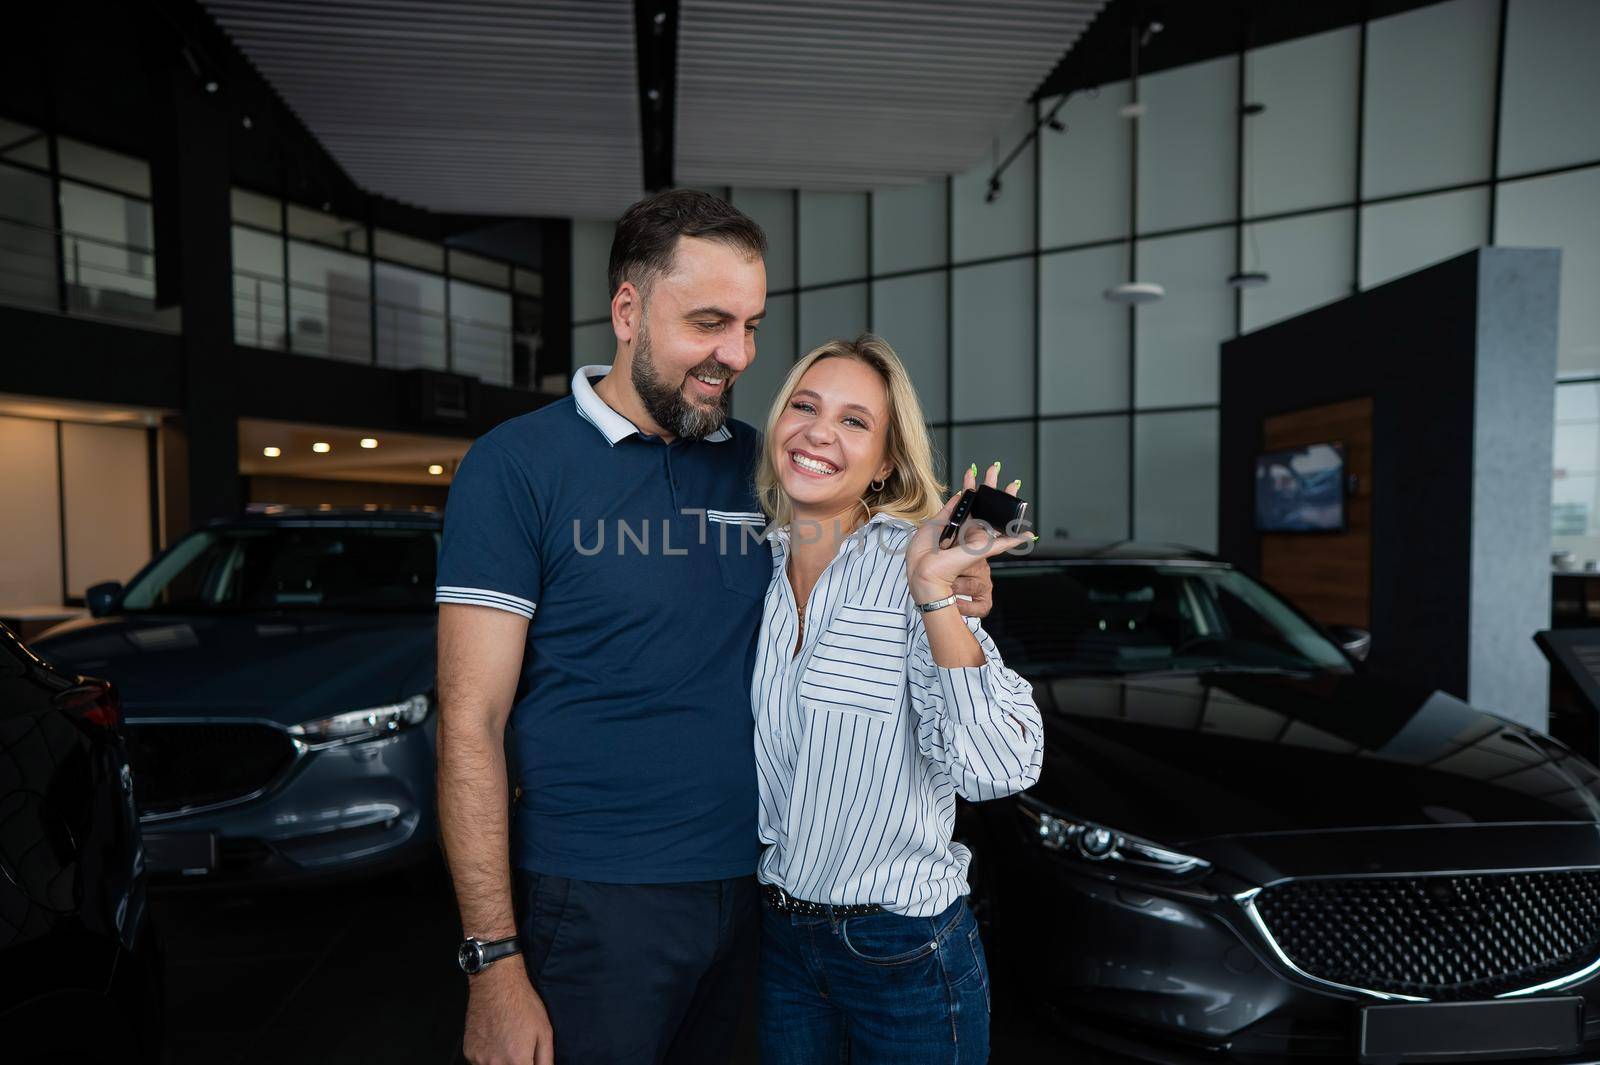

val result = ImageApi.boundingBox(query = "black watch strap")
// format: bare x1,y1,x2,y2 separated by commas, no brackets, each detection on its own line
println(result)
457,934,522,975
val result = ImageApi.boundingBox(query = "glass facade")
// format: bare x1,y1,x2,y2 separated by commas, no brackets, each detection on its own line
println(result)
567,0,1599,556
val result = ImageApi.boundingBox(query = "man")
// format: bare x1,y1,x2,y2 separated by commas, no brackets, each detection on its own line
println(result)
435,190,992,1065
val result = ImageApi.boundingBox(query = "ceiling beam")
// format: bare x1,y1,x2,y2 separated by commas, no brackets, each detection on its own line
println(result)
633,0,679,193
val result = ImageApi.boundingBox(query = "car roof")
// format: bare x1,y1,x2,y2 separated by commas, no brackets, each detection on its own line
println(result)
213,506,443,529
991,540,1224,566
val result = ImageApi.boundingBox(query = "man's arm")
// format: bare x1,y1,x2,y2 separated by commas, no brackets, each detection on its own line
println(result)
437,602,553,1065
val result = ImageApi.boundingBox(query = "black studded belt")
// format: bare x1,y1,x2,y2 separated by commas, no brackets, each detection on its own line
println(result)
761,883,885,918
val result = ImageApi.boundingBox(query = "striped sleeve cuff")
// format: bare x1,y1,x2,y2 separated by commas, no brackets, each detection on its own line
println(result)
435,586,537,619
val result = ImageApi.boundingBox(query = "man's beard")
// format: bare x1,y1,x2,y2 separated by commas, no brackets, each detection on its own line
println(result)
631,321,732,440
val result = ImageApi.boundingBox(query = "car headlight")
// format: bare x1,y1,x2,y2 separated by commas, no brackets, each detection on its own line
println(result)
1018,795,1210,877
290,693,432,748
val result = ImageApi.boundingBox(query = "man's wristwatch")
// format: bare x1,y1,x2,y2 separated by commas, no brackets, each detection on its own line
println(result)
457,934,522,975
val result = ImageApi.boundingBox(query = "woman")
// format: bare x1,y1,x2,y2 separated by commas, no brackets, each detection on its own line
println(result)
751,334,1044,1064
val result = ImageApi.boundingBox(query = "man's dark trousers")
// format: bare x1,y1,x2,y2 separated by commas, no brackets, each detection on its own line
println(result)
512,869,760,1064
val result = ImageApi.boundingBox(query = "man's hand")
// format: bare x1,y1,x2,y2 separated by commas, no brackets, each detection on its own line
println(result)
953,558,993,619
463,963,554,1065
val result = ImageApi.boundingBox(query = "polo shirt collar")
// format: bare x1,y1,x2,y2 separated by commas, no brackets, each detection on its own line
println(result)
570,364,733,447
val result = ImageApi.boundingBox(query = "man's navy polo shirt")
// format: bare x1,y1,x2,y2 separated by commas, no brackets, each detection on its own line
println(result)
435,366,770,883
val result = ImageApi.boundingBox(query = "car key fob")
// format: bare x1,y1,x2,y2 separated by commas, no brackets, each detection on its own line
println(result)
939,490,976,547
970,483,1030,534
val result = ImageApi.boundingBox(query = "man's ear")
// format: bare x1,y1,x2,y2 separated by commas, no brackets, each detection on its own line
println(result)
612,281,642,345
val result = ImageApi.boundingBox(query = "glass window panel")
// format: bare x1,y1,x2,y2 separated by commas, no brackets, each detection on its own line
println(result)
0,163,59,311
1499,0,1600,176
59,181,156,319
1496,166,1600,374
952,258,1034,422
1359,187,1488,289
872,180,947,276
0,118,48,168
732,294,796,428
572,321,616,367
513,268,542,297
1557,381,1600,423
0,416,62,607
1240,209,1354,333
1138,56,1237,234
1244,27,1359,217
732,188,795,292
287,240,372,363
799,191,867,287
449,249,510,289
1135,227,1233,408
929,425,953,488
871,271,948,424
287,204,367,253
1040,82,1132,248
375,228,444,273
376,263,447,371
60,423,150,598
1362,0,1499,198
1040,244,1129,415
799,283,868,353
1039,415,1130,542
450,280,513,386
951,422,1035,511
232,225,286,349
952,104,1035,263
56,137,149,198
1554,419,1598,477
571,218,615,322
230,188,282,232
1135,409,1219,552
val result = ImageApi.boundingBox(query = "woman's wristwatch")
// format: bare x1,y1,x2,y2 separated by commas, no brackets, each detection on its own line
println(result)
915,594,959,614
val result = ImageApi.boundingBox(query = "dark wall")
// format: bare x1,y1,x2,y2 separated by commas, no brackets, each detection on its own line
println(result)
1220,251,1484,697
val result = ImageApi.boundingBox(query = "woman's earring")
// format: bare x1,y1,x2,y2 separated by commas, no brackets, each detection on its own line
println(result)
870,477,886,492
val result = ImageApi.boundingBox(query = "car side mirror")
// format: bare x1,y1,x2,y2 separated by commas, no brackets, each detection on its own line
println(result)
1328,624,1371,663
86,581,124,618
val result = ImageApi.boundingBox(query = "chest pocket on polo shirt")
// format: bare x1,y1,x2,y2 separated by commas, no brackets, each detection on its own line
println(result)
799,603,907,719
708,509,771,599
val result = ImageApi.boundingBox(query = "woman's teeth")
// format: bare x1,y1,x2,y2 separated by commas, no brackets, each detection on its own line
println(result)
792,453,838,476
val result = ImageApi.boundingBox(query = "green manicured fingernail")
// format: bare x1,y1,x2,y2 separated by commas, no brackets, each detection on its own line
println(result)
1010,479,1022,490
967,463,977,476
991,460,1002,468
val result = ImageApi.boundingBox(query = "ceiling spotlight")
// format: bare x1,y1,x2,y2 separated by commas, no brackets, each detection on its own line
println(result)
312,441,331,453
360,437,378,449
427,464,445,476
320,201,332,212
1228,271,1271,289
1046,117,1066,133
241,115,254,130
203,80,219,94
262,446,281,458
1103,281,1166,304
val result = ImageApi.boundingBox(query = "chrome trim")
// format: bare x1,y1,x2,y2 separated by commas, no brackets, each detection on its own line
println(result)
124,715,307,824
1236,874,1600,1003
1234,886,1430,1003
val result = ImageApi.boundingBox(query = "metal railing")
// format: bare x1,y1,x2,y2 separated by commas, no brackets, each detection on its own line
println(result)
0,213,180,332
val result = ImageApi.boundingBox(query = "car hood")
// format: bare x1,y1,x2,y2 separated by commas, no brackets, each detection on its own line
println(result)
1026,671,1600,848
31,612,436,725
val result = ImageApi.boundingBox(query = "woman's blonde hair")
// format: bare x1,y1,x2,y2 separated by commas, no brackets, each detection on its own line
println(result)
755,334,946,529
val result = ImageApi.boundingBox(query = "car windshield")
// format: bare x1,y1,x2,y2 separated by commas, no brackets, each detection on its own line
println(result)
119,526,440,613
983,562,1353,677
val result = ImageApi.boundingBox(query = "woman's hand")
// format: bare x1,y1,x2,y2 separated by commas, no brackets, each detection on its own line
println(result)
906,460,1032,604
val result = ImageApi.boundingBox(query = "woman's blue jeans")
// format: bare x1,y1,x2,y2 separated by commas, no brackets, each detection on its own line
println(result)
758,896,991,1065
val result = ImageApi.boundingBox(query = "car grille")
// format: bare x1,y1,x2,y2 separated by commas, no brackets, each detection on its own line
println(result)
1253,871,1600,1000
122,721,298,815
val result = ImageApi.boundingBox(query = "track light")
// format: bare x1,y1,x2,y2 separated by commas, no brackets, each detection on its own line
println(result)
985,177,1002,204
1046,117,1066,133
1104,282,1166,304
1228,271,1271,289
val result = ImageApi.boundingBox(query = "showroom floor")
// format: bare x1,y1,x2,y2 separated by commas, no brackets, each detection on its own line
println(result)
151,859,1122,1064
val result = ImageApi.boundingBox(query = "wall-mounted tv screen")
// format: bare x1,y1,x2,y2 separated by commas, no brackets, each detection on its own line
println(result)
1255,442,1347,533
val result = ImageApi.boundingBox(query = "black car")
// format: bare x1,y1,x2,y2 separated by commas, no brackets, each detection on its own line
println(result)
967,544,1600,1064
0,623,161,1063
34,508,441,884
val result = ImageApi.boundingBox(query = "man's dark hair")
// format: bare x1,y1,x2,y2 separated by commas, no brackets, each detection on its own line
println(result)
607,189,767,300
